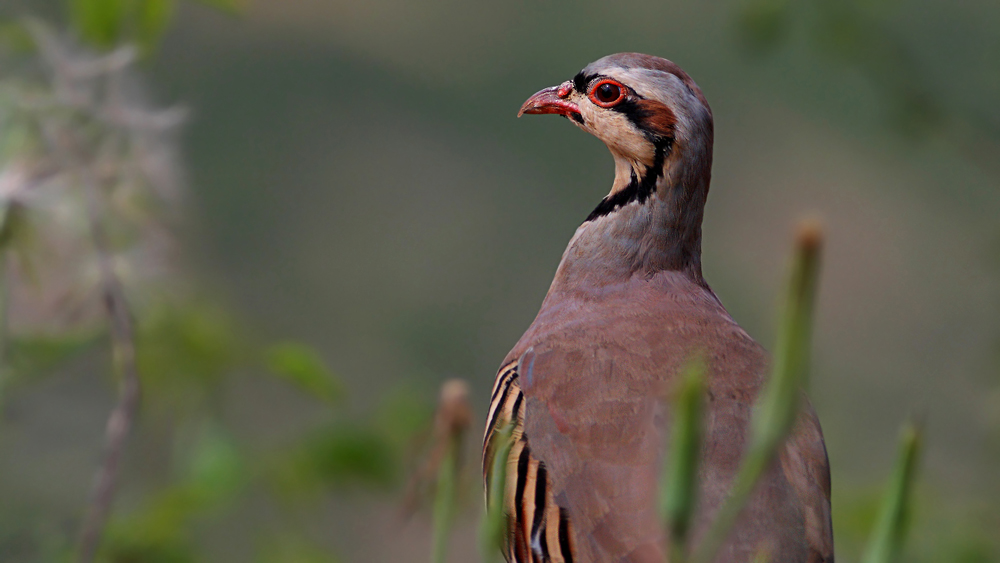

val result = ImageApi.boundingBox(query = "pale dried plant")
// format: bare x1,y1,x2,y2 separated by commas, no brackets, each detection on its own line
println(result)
0,21,186,334
0,21,187,562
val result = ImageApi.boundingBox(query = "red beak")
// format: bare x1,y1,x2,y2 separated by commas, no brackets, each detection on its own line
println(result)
518,82,581,119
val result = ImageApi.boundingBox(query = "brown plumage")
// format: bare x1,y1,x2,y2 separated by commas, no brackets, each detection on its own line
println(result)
482,53,833,562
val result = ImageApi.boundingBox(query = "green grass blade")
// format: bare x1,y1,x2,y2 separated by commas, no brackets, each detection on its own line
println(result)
480,422,515,563
691,222,823,563
432,434,460,563
661,357,706,563
861,420,923,563
430,380,471,563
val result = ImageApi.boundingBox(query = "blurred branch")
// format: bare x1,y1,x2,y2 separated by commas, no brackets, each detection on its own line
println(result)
6,22,186,562
38,79,145,563
0,206,9,405
691,221,823,563
75,166,141,563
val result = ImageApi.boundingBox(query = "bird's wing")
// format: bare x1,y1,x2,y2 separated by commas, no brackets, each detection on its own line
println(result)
515,343,672,563
484,345,666,563
779,398,835,563
483,359,578,563
485,343,832,563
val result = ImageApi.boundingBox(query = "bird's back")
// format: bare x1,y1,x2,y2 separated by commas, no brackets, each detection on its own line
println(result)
483,270,832,562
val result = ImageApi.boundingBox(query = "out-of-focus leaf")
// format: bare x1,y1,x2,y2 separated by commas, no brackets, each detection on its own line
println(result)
832,488,884,555
187,0,245,15
69,0,128,48
100,423,246,563
264,342,343,404
102,488,202,563
185,422,247,505
69,0,238,53
270,424,397,498
302,424,396,487
736,0,791,53
0,20,36,53
137,301,240,391
0,202,42,271
99,530,199,563
862,420,923,563
256,537,339,563
5,330,102,383
374,382,435,448
136,0,175,55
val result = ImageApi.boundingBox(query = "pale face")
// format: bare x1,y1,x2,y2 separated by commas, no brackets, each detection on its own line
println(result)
558,78,658,171
519,54,713,201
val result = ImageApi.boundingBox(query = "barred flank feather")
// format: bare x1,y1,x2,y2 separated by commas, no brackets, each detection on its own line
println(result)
483,362,576,563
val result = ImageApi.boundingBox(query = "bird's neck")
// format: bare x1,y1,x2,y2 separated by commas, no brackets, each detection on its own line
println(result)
548,145,712,293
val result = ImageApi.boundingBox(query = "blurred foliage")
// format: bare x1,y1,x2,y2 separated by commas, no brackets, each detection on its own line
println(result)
100,424,246,563
137,302,241,404
5,330,102,384
69,0,242,55
0,3,435,562
269,423,398,499
265,342,344,405
736,0,999,158
255,538,340,563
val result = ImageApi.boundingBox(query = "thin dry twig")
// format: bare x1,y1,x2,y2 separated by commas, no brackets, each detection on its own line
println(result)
75,168,142,563
32,80,142,563
3,22,183,561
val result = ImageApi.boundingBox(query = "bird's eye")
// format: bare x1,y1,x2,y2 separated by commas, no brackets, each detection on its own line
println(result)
589,80,625,108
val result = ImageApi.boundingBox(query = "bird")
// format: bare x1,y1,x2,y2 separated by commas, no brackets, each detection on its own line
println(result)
481,53,833,563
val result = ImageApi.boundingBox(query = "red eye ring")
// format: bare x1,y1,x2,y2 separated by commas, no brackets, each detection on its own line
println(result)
588,79,626,108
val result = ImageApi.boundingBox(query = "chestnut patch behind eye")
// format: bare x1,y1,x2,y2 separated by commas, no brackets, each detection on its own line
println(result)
617,98,677,143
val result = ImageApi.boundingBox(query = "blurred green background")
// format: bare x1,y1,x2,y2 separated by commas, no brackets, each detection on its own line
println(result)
1,0,998,561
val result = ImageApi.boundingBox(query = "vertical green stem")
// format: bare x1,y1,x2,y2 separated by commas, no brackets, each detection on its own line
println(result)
861,421,923,563
480,423,515,563
690,223,823,563
0,204,10,409
661,358,706,563
432,433,460,563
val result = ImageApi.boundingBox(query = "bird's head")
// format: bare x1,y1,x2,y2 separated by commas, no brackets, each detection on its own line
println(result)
519,53,713,222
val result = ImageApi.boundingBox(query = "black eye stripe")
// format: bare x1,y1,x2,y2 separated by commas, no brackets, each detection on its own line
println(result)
574,74,649,105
